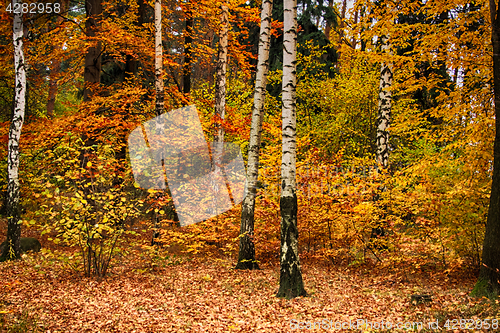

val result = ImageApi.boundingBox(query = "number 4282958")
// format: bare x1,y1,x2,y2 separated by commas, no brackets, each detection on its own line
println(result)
6,2,61,14
444,318,498,330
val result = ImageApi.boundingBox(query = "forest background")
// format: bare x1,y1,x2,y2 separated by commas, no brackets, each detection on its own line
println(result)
1,0,500,331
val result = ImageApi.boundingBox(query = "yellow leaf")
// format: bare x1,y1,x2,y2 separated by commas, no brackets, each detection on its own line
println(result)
87,161,92,167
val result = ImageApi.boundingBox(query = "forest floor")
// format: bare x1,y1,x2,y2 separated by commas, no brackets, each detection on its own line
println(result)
1,221,499,332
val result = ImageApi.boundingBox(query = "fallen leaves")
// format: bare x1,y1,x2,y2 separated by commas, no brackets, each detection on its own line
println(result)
1,249,497,332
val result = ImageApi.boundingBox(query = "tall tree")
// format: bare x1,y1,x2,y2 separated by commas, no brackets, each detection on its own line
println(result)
214,4,229,146
473,0,500,296
46,0,70,117
155,0,164,118
124,0,148,81
83,0,102,101
151,0,165,245
324,0,335,42
370,34,393,242
376,35,392,168
236,0,273,270
351,8,359,49
211,4,229,215
276,0,307,299
183,2,193,98
1,1,26,261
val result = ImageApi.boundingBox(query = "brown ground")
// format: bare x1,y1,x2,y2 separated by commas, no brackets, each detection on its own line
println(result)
1,220,498,332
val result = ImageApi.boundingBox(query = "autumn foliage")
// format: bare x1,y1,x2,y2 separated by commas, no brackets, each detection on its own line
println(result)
1,0,500,329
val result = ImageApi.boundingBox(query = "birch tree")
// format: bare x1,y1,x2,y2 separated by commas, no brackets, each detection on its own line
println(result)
473,0,500,296
235,0,273,270
152,0,164,244
371,35,393,242
183,1,193,98
211,5,229,215
276,0,307,299
1,1,26,261
214,4,228,146
155,0,164,118
376,35,392,169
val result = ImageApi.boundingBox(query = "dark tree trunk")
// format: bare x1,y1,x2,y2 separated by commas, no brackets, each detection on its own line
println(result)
237,203,259,269
473,0,500,296
277,194,307,299
333,0,345,44
124,54,137,81
46,0,69,117
46,66,59,117
83,0,102,102
124,0,147,81
352,9,359,49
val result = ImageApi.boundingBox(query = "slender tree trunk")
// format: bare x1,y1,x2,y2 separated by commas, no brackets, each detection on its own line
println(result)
78,0,102,241
183,3,193,99
46,0,69,118
473,0,500,296
155,0,164,118
211,5,229,215
124,0,145,84
214,4,229,144
376,36,392,168
371,35,393,243
333,0,346,70
83,0,102,102
151,0,165,245
46,63,59,117
235,0,273,270
123,0,146,81
334,0,346,45
1,2,25,261
276,0,307,300
324,0,334,42
352,9,359,50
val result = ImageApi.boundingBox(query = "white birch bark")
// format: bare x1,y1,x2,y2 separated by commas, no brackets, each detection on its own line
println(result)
152,0,164,244
212,5,229,215
376,36,393,169
276,0,307,299
155,0,164,118
235,0,273,270
371,35,393,244
2,2,26,260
